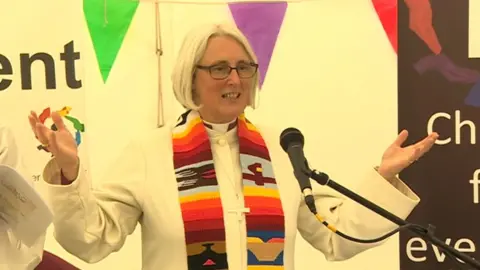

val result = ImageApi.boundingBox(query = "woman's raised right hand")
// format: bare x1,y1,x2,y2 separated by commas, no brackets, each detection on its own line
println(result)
28,110,80,181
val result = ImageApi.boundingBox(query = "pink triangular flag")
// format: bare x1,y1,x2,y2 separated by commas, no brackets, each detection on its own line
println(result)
203,259,216,266
229,2,287,89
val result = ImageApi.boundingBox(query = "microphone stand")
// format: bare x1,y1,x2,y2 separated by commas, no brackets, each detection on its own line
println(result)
303,167,480,270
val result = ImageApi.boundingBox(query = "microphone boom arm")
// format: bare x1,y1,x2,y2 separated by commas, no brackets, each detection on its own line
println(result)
302,167,480,270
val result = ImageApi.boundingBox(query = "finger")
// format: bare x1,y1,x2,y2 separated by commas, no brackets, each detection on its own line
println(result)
28,114,38,138
457,67,480,77
413,133,438,159
51,112,67,131
29,111,40,125
48,131,59,154
442,71,457,81
414,132,438,148
393,130,409,146
35,122,51,146
421,133,438,151
30,110,39,121
464,72,480,84
448,69,478,83
452,68,477,82
410,147,422,163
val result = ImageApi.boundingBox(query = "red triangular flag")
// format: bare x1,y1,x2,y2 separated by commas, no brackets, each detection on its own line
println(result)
372,0,397,53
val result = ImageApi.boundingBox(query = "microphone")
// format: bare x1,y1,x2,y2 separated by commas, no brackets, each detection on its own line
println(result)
280,127,480,270
279,127,316,214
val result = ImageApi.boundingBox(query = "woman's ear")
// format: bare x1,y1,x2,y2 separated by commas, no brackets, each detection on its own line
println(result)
192,88,199,106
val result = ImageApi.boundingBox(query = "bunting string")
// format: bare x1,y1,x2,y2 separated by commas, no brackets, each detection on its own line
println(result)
134,0,334,5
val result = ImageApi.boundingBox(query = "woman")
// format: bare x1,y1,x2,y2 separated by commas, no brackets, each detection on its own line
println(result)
0,125,45,270
28,23,438,270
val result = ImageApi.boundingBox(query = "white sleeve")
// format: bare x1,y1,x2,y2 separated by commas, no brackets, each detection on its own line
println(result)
39,140,146,263
296,167,420,261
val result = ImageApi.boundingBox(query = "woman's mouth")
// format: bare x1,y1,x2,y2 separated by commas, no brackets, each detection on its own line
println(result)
221,92,241,100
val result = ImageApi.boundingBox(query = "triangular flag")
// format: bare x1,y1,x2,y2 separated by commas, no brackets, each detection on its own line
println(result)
203,259,216,266
372,0,397,53
229,2,287,89
83,0,139,82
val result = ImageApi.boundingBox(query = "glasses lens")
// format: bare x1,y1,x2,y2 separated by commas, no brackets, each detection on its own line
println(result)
210,65,230,79
237,63,256,78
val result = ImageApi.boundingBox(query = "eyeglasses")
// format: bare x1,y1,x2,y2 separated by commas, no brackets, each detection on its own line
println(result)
196,62,258,80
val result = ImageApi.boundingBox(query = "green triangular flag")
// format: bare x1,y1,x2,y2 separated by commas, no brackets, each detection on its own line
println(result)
83,0,139,82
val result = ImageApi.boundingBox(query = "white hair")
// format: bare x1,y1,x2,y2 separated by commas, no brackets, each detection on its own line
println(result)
171,22,259,110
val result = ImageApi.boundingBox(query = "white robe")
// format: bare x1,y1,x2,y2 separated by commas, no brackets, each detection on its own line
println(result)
40,121,420,270
0,125,45,270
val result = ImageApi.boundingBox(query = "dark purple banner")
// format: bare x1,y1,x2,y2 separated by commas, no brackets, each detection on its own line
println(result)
398,0,480,269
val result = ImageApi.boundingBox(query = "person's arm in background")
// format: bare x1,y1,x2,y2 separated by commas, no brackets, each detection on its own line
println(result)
404,0,480,84
404,0,442,54
0,125,46,270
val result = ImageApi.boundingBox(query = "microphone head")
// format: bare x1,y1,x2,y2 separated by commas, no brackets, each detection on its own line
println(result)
280,127,304,152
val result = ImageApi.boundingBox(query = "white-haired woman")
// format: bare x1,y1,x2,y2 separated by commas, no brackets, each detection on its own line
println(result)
28,23,438,270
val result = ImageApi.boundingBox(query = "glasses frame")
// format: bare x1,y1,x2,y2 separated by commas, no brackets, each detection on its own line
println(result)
196,62,259,80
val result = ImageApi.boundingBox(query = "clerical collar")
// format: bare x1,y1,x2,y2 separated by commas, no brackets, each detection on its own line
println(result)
203,119,237,133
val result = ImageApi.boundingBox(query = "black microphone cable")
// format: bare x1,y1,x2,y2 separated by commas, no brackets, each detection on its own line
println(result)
303,170,470,270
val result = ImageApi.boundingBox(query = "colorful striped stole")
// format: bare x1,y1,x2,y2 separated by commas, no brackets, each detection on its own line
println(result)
172,110,285,269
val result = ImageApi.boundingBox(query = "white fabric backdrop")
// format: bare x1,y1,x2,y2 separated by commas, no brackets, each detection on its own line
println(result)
0,0,399,269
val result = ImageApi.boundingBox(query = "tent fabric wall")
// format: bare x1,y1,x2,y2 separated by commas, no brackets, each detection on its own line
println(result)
1,0,400,269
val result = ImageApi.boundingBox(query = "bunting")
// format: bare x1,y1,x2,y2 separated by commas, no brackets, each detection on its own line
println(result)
83,0,139,82
228,2,287,89
372,0,397,53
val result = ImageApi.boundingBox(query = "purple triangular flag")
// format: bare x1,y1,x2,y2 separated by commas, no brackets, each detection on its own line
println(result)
229,2,287,89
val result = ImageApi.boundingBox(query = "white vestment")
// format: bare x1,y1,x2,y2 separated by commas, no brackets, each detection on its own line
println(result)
40,122,419,270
